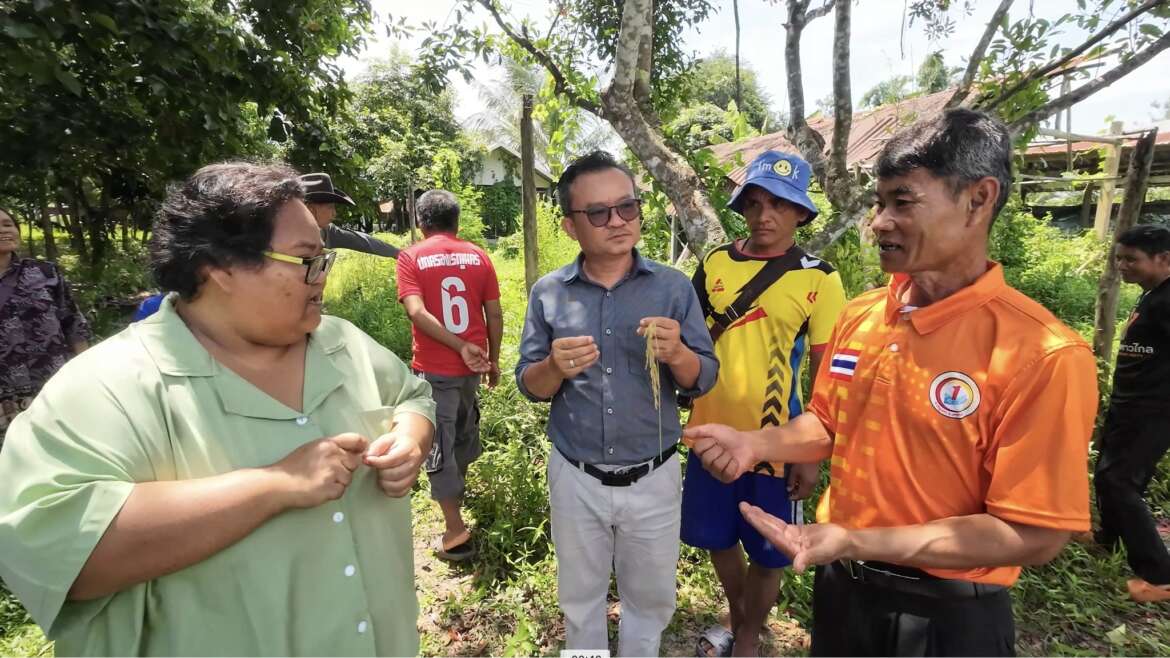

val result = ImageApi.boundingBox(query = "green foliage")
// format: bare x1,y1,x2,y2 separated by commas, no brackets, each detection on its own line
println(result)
0,582,49,657
672,51,780,129
497,201,579,276
556,0,716,114
860,75,914,109
974,1,1170,132
427,148,487,246
860,53,959,110
664,101,758,153
637,146,746,260
350,52,479,226
916,51,960,93
322,247,412,358
481,183,522,238
0,0,372,261
989,206,1139,336
665,103,731,152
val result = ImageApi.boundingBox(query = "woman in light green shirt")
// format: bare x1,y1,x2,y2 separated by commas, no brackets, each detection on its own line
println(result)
0,162,437,656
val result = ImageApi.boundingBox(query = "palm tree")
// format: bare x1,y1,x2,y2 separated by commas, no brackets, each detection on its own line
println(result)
467,57,616,173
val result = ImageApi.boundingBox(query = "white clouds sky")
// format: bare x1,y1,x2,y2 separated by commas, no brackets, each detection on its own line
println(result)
347,0,1170,136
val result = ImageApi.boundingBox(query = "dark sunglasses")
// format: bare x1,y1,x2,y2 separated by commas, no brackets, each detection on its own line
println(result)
570,198,643,227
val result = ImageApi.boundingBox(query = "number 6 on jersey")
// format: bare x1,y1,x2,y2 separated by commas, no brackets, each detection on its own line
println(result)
440,276,469,334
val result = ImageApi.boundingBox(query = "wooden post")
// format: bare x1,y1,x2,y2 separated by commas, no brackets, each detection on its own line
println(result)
1093,127,1158,361
1078,182,1096,229
520,93,539,293
1093,120,1124,239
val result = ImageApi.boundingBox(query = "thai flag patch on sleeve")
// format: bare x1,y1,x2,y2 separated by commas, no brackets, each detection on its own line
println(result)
829,349,860,381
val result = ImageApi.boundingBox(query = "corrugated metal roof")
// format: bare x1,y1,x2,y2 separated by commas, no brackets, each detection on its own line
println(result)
711,89,957,185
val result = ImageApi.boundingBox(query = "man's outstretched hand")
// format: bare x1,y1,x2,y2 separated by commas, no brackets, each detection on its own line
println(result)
739,502,853,572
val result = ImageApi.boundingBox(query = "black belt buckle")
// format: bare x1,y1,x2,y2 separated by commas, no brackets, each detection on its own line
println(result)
841,559,864,582
600,464,648,486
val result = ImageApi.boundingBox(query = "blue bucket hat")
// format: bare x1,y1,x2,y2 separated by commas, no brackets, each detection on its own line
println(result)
727,151,819,226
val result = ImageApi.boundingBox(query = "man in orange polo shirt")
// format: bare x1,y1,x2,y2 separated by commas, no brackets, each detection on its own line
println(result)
685,108,1098,656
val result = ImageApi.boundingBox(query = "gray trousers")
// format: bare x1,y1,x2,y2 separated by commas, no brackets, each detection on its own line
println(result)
548,447,682,657
417,372,481,501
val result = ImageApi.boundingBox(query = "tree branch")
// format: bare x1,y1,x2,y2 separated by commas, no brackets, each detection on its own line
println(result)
784,1,810,126
601,0,725,254
982,0,1163,112
633,2,655,120
477,0,600,115
806,0,836,22
945,0,1014,108
610,0,652,98
784,0,830,186
1008,32,1170,132
828,0,853,186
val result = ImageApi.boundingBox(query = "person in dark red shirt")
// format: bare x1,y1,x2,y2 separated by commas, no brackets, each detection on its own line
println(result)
1096,224,1170,603
397,190,503,561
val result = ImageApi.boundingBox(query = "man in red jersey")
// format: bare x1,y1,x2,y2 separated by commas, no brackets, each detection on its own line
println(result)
397,189,503,561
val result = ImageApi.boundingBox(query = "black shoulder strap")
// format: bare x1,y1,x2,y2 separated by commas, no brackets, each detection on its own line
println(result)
707,247,809,343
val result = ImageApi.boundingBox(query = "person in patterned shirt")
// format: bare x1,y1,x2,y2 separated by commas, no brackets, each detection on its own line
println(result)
0,207,91,447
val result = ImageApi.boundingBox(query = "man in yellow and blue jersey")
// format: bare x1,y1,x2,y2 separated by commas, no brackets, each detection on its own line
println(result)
682,151,846,657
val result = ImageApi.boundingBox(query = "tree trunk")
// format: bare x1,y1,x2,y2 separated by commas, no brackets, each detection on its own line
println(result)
733,0,742,111
1093,128,1158,362
39,186,58,261
61,191,89,262
24,207,37,259
521,94,540,293
85,182,108,269
1078,182,1096,229
599,0,727,256
602,91,726,255
784,0,867,255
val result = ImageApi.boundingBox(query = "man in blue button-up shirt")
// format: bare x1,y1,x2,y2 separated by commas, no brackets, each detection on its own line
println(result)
516,151,718,656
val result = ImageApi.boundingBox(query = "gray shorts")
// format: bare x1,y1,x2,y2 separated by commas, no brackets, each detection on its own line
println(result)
416,371,482,501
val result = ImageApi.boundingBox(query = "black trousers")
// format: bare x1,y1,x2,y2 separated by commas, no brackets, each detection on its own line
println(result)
1094,405,1170,585
811,561,1015,657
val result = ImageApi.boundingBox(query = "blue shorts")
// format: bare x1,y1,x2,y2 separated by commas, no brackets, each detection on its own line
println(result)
680,452,802,569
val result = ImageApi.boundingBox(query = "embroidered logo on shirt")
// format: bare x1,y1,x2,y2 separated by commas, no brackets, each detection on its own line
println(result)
712,278,725,293
829,349,860,381
929,371,981,419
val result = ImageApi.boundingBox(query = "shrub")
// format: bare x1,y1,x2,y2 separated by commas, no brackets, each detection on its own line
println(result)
322,245,412,359
481,183,522,238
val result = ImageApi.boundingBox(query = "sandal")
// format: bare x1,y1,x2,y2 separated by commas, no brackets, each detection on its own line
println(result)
433,528,476,562
696,625,734,657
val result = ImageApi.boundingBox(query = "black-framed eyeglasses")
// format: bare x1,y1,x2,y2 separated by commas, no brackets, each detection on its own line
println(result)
570,198,643,227
263,249,337,284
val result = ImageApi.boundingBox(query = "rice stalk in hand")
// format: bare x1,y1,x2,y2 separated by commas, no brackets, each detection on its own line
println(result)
644,321,664,455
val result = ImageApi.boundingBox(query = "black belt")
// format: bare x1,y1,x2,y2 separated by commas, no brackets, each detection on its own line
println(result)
558,445,677,487
833,559,1007,600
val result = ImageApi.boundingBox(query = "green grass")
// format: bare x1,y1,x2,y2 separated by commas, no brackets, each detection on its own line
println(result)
0,583,50,657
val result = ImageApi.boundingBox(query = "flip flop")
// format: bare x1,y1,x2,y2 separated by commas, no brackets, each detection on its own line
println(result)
696,625,734,657
433,528,476,562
